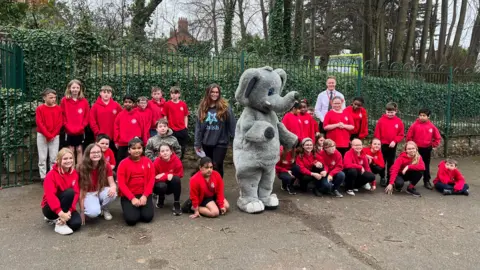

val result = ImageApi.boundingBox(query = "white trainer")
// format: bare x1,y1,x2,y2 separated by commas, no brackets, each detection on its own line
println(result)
346,190,355,196
102,210,113,221
363,183,372,190
54,222,73,235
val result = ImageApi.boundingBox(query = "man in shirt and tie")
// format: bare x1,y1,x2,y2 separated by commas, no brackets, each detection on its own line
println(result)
314,76,346,134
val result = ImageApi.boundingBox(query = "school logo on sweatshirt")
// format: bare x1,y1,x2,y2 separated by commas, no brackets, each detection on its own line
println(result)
345,116,349,121
359,113,362,118
78,108,83,114
429,128,433,133
106,156,110,162
211,183,215,189
180,107,184,111
359,160,363,165
304,120,309,124
298,119,302,123
331,161,336,165
131,119,137,124
112,109,117,115
72,180,76,186
395,124,398,129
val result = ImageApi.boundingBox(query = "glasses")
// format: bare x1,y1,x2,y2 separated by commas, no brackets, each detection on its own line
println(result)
91,151,102,155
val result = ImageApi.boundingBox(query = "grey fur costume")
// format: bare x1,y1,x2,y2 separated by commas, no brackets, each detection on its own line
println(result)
233,66,298,214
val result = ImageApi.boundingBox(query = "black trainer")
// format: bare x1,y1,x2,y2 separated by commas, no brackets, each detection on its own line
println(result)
156,196,165,208
406,187,421,197
281,183,288,191
313,188,322,197
287,185,296,195
424,181,433,190
464,189,469,196
181,199,193,213
172,201,182,216
380,178,387,187
443,189,453,195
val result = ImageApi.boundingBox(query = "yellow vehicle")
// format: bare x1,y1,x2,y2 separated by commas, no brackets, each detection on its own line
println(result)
315,53,363,76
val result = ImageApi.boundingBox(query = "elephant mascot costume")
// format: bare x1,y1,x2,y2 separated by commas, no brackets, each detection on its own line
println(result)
233,66,299,214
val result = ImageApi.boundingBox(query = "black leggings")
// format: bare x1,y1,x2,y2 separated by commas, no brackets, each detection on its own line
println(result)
418,147,432,183
370,164,385,178
120,195,154,226
291,165,323,192
117,146,129,166
172,128,189,160
277,171,295,187
337,147,349,158
42,188,81,231
343,168,375,190
153,176,182,201
394,170,423,190
381,144,397,181
203,145,228,178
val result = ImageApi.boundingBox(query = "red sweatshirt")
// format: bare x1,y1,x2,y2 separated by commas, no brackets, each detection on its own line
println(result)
433,161,466,191
153,154,184,182
114,109,149,147
344,106,368,139
363,147,385,168
323,110,354,148
298,113,319,141
163,100,189,131
190,170,225,209
343,148,371,172
295,152,318,175
134,107,153,135
389,152,425,185
406,119,441,148
87,164,113,192
60,97,90,135
104,148,116,167
36,104,63,141
41,164,79,214
117,157,155,200
275,146,295,174
282,112,304,141
374,115,404,145
148,98,166,129
89,97,123,138
316,150,343,176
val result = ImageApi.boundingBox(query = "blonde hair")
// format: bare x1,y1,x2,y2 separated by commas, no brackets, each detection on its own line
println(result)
56,148,75,173
64,79,85,99
323,139,336,149
151,86,162,94
137,96,148,102
100,85,113,92
327,75,336,80
404,141,420,165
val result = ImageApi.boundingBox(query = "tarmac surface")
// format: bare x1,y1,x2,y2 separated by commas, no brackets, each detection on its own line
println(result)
1,157,480,270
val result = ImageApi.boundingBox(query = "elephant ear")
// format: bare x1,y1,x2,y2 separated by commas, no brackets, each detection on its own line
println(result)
274,68,287,93
235,68,260,105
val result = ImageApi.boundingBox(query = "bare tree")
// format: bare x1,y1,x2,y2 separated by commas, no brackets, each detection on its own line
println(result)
222,0,237,50
450,0,467,61
403,0,419,63
131,0,164,41
467,5,480,67
238,0,247,40
445,0,457,54
419,0,432,64
391,0,409,63
259,0,269,40
436,0,448,63
185,0,220,54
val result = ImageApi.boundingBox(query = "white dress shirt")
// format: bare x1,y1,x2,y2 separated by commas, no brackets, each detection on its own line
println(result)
314,89,346,122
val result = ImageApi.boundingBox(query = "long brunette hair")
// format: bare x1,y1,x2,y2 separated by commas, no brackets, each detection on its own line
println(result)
198,83,229,122
78,144,108,192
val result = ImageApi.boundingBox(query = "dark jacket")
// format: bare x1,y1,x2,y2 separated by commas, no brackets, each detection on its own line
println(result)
194,106,236,148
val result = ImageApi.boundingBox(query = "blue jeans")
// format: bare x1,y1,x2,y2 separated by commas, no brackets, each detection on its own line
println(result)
434,182,469,195
317,171,345,193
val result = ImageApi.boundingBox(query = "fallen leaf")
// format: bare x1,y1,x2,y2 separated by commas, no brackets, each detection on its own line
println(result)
137,258,146,264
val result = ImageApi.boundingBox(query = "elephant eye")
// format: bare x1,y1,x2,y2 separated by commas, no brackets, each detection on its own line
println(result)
268,88,275,96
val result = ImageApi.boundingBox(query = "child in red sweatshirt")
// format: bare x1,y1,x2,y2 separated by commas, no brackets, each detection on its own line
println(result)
385,141,425,197
148,86,166,137
433,159,469,196
364,138,385,182
163,86,190,160
374,102,404,187
406,108,441,190
114,94,149,164
60,79,89,164
282,101,304,142
153,144,184,215
36,88,63,180
89,85,122,155
316,139,345,197
323,97,355,157
135,96,153,138
96,134,116,170
117,138,155,226
343,139,376,196
41,148,81,235
291,138,325,196
344,97,369,140
298,99,319,141
275,146,296,195
183,157,230,219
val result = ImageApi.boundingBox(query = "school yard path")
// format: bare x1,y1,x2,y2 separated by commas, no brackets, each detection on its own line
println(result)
1,158,480,270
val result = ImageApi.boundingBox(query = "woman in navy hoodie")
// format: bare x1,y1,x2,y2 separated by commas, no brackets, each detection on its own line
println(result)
194,84,236,177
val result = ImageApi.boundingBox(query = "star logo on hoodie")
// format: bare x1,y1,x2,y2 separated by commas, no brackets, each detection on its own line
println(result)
206,112,218,125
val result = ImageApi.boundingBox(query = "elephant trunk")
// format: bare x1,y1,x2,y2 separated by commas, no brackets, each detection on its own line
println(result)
265,91,299,113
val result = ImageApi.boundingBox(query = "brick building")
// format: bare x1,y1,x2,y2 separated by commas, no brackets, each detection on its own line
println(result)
167,18,196,52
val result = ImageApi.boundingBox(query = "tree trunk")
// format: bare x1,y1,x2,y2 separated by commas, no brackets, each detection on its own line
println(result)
378,12,386,62
427,0,438,64
292,0,304,58
269,0,285,56
450,0,467,60
212,0,219,54
310,0,316,64
363,0,373,61
391,0,409,63
238,0,247,41
467,6,480,67
445,0,457,55
436,0,448,63
260,0,269,41
283,0,293,56
131,0,164,41
222,0,236,50
403,0,419,63
419,0,432,64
